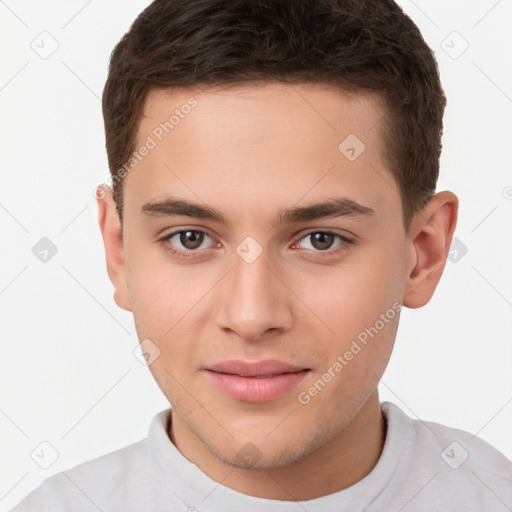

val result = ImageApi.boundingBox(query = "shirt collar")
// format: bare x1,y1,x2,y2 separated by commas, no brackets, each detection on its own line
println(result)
146,401,413,511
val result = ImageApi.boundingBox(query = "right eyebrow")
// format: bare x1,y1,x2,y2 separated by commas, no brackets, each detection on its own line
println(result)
141,197,227,223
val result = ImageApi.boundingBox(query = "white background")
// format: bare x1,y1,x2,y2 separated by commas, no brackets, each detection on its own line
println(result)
1,0,511,509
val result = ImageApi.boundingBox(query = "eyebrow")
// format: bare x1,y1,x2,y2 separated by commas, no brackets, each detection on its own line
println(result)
141,196,375,227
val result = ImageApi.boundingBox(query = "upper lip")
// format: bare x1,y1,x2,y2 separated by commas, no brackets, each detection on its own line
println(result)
205,359,308,377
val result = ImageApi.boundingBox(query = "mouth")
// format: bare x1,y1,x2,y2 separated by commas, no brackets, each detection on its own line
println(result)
204,359,310,402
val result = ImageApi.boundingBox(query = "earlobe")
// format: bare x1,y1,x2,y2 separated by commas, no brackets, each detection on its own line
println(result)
96,184,132,312
403,191,458,309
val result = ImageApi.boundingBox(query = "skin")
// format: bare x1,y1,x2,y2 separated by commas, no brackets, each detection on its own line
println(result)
97,82,458,500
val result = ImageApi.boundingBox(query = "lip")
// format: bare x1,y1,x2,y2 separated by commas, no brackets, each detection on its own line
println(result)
204,359,310,402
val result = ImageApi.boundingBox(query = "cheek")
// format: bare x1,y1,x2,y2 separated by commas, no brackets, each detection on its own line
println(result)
297,311,399,414
125,252,208,378
290,240,404,395
125,245,199,332
296,244,404,337
125,260,202,398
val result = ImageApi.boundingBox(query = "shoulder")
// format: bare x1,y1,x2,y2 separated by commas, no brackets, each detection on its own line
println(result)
10,439,150,512
381,401,512,511
9,409,173,512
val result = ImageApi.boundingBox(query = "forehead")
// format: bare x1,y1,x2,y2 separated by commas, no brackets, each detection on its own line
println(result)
124,82,399,226
141,81,387,140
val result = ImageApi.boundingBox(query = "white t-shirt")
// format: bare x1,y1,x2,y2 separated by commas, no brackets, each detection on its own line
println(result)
10,401,512,511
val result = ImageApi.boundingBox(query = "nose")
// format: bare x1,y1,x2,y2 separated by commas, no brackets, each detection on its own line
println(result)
214,246,294,343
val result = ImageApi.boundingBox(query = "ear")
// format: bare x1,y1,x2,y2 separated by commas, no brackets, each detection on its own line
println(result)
403,191,458,309
96,184,132,312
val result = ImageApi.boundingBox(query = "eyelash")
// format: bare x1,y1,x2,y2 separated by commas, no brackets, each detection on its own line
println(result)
158,229,353,260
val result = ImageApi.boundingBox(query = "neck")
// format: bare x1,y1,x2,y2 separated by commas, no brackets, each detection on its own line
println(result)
170,390,386,500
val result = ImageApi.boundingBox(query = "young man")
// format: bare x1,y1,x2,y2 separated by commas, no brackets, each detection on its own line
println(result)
11,0,511,510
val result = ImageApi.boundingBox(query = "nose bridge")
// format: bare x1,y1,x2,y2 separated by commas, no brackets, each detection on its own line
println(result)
215,242,292,340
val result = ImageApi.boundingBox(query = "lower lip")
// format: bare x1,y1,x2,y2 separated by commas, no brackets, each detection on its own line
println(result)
205,370,309,402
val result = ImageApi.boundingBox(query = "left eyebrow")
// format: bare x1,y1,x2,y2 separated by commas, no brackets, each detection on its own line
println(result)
141,196,375,228
276,197,375,224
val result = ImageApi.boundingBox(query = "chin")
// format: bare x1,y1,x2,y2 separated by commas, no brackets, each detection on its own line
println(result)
208,442,308,470
199,423,332,471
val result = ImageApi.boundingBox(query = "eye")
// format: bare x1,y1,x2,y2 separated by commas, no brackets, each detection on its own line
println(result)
297,231,352,253
160,229,215,256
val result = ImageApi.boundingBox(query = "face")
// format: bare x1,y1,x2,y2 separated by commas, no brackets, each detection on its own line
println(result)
110,82,413,469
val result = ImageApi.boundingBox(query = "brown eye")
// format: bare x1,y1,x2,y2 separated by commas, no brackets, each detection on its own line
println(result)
309,232,335,251
178,230,205,250
161,229,214,255
296,231,352,254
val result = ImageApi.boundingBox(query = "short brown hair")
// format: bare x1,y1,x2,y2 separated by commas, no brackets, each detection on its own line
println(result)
102,0,446,229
